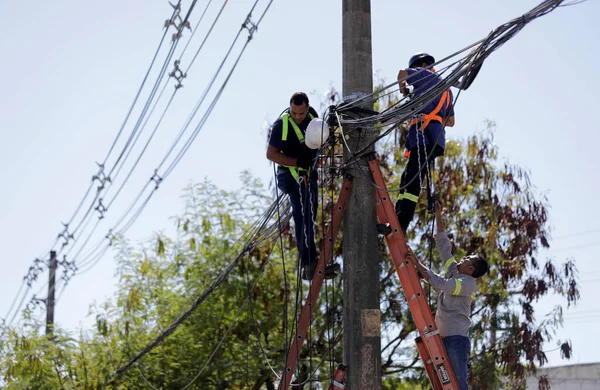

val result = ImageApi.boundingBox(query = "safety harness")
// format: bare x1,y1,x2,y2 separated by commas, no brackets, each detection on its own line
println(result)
280,112,315,181
408,90,451,130
404,90,451,159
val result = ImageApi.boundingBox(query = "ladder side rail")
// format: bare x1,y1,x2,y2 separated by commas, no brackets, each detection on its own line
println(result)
278,175,354,390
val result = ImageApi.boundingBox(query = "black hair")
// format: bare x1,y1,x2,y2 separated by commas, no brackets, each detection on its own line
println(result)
471,254,489,278
290,92,309,107
410,61,428,69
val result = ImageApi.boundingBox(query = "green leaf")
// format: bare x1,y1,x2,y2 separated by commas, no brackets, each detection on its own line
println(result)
157,238,165,256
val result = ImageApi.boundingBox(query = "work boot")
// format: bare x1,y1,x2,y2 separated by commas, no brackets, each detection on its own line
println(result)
394,199,408,237
376,223,392,235
376,223,408,238
301,262,340,281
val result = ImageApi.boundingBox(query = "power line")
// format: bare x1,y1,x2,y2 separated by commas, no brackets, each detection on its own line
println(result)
28,0,235,319
553,228,600,240
550,240,600,253
3,1,199,326
61,0,273,293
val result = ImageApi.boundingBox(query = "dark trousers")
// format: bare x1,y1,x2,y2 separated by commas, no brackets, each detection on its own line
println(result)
443,335,471,390
277,168,318,267
396,144,442,232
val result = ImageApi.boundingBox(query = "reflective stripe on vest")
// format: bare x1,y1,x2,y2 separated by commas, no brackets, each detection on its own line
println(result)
452,278,463,296
403,192,419,203
408,90,451,131
281,112,315,181
281,112,315,141
443,257,456,273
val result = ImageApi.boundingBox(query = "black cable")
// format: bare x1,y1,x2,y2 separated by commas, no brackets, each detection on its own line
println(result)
101,4,177,166
336,0,570,178
106,41,180,180
102,187,286,385
4,3,208,325
41,0,209,277
182,0,230,74
273,163,290,380
428,213,435,308
105,86,177,210
325,145,336,385
162,33,249,178
334,40,479,196
67,0,234,272
178,0,215,63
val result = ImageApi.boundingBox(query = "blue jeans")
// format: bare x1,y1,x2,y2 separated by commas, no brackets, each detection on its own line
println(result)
277,168,318,267
443,335,470,390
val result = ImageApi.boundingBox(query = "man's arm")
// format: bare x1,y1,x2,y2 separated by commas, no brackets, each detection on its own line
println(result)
266,120,298,167
266,144,298,167
435,202,445,233
428,273,477,297
405,248,431,281
406,247,476,297
434,203,457,276
398,69,410,96
443,116,455,127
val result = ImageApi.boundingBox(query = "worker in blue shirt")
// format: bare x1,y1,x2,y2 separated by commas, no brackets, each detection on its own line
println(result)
406,202,489,390
267,92,339,280
395,53,455,234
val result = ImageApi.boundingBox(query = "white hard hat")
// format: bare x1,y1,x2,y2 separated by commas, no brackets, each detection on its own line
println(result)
305,118,330,149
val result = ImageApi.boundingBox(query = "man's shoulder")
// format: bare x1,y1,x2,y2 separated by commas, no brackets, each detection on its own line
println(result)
407,67,440,83
456,274,477,290
271,117,284,131
308,106,319,118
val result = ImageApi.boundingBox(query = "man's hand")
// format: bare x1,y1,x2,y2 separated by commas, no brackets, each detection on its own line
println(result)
405,246,431,281
405,246,419,266
296,153,313,170
435,201,442,218
398,69,409,96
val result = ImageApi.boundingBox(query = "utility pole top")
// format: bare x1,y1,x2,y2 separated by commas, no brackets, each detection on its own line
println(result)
46,250,57,336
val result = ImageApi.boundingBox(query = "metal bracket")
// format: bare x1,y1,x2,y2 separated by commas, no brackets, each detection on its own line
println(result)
169,59,187,89
165,1,191,42
242,14,258,39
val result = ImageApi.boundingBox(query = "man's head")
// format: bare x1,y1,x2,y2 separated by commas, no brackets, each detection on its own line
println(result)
289,92,310,125
457,254,488,278
408,52,435,69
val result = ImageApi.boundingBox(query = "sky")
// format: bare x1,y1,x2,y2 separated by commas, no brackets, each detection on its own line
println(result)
1,0,599,371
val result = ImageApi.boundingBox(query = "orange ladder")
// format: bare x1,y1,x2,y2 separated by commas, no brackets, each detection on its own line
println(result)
368,154,458,390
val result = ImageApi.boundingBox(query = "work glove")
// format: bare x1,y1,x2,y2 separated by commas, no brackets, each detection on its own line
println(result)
296,153,314,170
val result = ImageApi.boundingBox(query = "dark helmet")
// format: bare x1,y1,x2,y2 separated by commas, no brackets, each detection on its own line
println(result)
408,52,435,68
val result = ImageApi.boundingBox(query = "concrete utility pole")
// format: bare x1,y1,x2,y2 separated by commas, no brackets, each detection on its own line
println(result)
46,250,57,336
342,1,381,389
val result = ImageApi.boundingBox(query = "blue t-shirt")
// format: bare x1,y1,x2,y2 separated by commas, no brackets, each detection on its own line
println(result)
268,106,319,162
405,68,454,151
